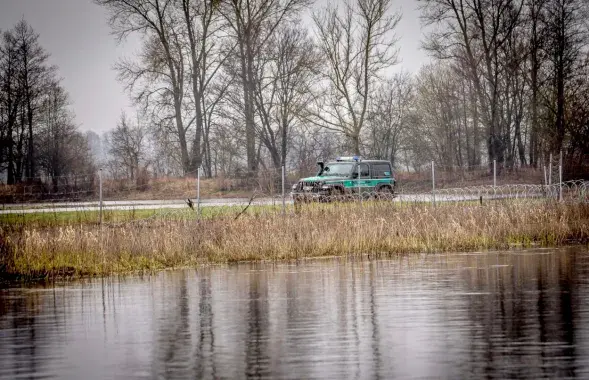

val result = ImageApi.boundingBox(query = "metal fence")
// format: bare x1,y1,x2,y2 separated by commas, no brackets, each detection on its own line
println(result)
1,157,588,227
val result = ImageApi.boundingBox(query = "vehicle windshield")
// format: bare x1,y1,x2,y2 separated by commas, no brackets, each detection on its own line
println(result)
319,162,354,177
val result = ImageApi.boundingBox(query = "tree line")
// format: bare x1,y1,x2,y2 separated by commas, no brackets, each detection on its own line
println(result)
415,0,589,174
0,20,95,188
96,0,589,182
2,0,589,190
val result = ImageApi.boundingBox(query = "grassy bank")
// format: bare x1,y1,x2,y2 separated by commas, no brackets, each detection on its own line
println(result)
0,205,263,227
1,199,588,281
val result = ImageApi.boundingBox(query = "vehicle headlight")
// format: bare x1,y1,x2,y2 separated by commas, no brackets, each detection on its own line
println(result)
292,183,298,190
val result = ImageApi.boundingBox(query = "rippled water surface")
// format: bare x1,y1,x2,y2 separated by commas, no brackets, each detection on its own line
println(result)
2,247,589,379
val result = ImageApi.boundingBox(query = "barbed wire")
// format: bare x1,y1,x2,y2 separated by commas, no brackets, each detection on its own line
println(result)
291,180,588,205
114,180,589,226
1,164,587,207
2,180,587,230
433,180,587,200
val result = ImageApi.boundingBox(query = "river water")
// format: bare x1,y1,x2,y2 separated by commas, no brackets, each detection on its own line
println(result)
1,247,588,379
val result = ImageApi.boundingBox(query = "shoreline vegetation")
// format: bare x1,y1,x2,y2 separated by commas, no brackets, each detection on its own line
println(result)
1,199,588,283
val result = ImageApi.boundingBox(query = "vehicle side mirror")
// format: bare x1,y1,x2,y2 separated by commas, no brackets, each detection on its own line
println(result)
352,172,358,179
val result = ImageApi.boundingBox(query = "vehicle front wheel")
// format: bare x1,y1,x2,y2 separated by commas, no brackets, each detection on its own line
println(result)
330,187,345,203
375,186,395,200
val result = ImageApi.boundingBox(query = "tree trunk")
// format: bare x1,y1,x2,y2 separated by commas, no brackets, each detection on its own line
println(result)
161,44,188,175
6,100,17,185
182,0,204,173
173,88,190,175
237,25,257,175
469,77,481,166
245,36,257,174
554,1,566,155
280,113,288,168
26,98,34,179
529,14,539,167
556,61,565,153
352,133,360,156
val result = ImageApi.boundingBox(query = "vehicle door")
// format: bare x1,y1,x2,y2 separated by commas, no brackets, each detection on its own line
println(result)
353,163,370,193
371,162,393,187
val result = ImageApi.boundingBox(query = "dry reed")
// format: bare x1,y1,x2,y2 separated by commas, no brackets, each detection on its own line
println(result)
1,199,588,280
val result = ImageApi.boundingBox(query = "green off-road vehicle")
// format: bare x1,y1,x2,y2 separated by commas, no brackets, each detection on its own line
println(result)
291,156,396,204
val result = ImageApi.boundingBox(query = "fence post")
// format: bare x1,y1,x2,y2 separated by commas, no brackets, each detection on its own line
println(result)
357,163,361,203
431,161,436,207
197,166,201,217
559,150,563,202
493,160,496,187
549,153,553,186
543,165,548,198
281,165,286,215
493,159,496,198
99,169,103,226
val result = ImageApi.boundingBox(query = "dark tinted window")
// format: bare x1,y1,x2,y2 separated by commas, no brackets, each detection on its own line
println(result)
371,163,392,178
354,163,370,178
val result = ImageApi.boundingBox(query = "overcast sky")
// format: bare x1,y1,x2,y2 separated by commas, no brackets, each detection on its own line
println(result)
0,0,430,135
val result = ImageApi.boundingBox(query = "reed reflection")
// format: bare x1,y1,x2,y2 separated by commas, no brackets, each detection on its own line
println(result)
0,248,587,379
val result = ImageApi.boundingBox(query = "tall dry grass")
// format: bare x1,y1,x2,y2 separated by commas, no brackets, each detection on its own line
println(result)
1,199,588,280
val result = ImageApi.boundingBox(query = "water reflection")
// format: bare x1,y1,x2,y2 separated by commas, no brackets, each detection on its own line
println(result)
1,247,588,379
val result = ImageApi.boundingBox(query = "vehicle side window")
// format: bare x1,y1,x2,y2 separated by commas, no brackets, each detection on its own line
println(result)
358,163,370,178
372,163,392,178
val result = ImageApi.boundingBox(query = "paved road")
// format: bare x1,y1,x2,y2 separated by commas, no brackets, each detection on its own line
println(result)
0,192,543,215
0,197,288,214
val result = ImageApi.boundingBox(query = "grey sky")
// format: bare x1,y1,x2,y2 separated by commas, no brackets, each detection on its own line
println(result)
0,0,430,135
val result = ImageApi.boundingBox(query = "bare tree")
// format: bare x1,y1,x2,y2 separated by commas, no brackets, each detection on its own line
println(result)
13,20,53,179
0,20,56,184
107,112,147,182
566,53,589,169
0,28,20,184
37,82,94,192
96,0,193,174
253,25,320,170
219,0,311,173
179,0,231,173
365,72,414,168
542,0,588,154
419,0,525,167
309,0,400,155
526,0,548,167
411,63,462,165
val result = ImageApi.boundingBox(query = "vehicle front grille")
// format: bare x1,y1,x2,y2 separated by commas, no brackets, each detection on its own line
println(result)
299,181,320,192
